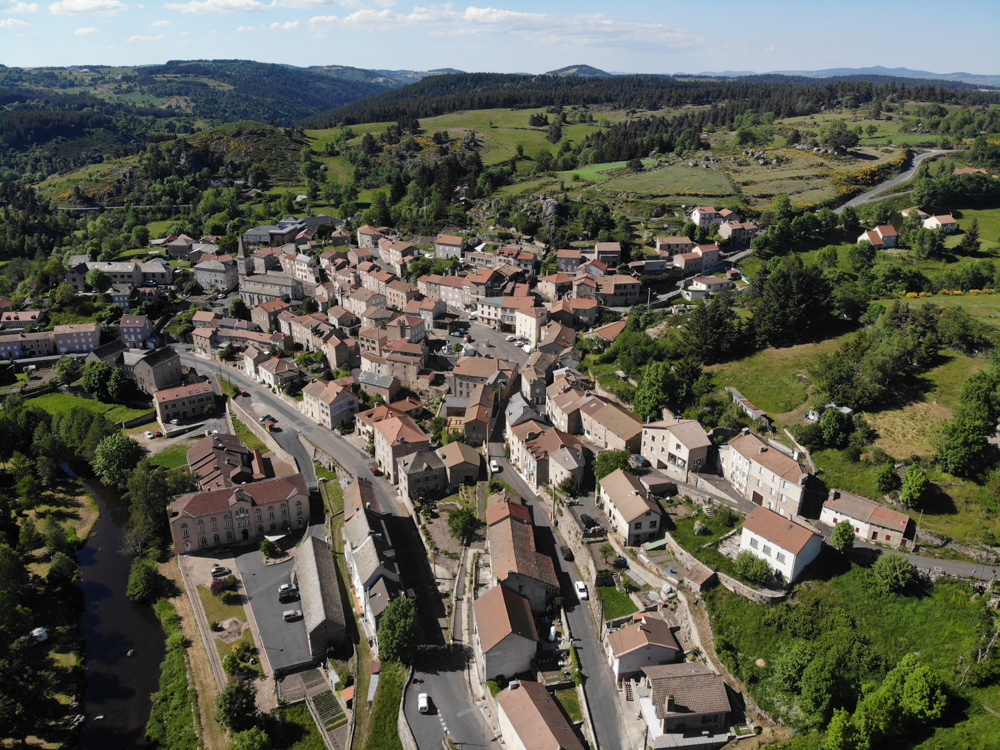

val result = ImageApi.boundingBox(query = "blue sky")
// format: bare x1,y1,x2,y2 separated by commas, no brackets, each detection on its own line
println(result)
1,0,997,75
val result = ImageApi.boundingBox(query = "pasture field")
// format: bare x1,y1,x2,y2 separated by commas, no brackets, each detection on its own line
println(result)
597,164,735,197
29,392,151,423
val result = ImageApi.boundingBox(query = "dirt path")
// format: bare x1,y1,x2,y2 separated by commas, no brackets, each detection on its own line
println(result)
158,558,228,750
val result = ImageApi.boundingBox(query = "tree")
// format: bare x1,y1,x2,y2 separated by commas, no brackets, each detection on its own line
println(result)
53,355,82,385
260,538,278,559
229,298,250,320
682,291,741,364
215,681,259,733
93,432,144,491
831,521,855,554
556,475,577,497
377,597,419,663
131,225,150,248
125,460,170,550
0,642,57,745
54,283,77,307
43,515,69,556
872,552,916,595
874,463,899,494
901,662,947,722
229,726,272,750
627,158,644,172
448,507,480,543
48,551,79,588
126,557,160,603
733,550,773,586
933,415,988,477
0,543,28,599
820,408,852,448
81,360,113,401
817,245,839,269
107,368,134,404
958,217,981,255
86,267,112,293
594,450,631,481
899,465,928,508
633,361,676,422
599,543,615,563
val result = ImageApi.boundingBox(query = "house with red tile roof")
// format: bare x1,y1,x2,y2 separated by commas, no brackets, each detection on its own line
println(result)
473,584,538,681
740,505,822,582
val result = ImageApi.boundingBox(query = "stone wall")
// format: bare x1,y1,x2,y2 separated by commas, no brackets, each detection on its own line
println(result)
228,396,299,472
120,411,157,428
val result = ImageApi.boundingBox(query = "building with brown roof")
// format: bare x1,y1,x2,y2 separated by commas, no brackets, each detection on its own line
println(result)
585,317,628,343
635,662,733,744
641,419,711,483
606,614,681,680
496,680,586,750
718,431,810,517
434,234,464,259
740,506,822,582
537,321,577,357
373,412,430,484
167,474,309,553
153,381,216,426
438,441,483,488
256,357,299,390
579,396,643,452
683,563,717,593
556,249,583,272
187,433,264,490
488,514,559,612
344,477,381,522
820,489,914,548
598,469,662,546
451,356,517,398
473,584,538,681
301,379,359,429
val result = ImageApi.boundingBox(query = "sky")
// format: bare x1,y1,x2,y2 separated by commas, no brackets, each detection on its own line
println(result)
1,0,998,75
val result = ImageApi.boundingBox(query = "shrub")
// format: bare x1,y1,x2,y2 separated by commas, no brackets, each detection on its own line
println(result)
872,552,916,595
733,550,773,587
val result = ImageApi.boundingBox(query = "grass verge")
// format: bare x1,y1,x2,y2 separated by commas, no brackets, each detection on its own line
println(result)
149,443,191,470
145,599,201,750
363,661,406,750
553,687,583,723
596,586,639,620
271,703,326,750
197,585,246,625
231,416,269,452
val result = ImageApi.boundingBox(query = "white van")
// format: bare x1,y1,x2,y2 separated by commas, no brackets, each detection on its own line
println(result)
417,693,430,713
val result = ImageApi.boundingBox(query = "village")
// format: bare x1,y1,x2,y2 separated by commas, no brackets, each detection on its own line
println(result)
0,185,984,750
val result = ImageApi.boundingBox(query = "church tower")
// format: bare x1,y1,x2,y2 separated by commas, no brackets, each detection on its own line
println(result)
236,234,253,280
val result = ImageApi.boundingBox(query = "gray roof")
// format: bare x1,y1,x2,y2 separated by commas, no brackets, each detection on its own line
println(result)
353,535,398,589
367,576,401,621
87,339,128,364
359,371,396,389
399,450,445,475
293,536,346,636
506,393,543,427
137,346,181,368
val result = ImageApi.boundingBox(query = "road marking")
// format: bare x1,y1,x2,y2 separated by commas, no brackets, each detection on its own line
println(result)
456,707,478,717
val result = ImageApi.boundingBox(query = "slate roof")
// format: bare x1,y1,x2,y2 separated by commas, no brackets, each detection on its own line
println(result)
295,535,347,638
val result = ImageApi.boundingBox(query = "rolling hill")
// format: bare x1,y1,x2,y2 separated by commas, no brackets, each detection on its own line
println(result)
546,65,613,77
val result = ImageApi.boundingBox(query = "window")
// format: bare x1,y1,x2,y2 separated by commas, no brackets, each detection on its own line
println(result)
211,523,218,531
776,552,786,563
763,545,772,556
756,479,763,488
269,511,275,519
855,527,861,533
750,537,759,549
182,529,189,538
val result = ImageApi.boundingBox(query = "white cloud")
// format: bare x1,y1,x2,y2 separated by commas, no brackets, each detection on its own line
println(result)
75,24,99,32
307,5,703,51
166,0,264,11
127,31,165,41
151,18,169,24
0,15,29,24
238,18,297,30
271,0,396,8
50,0,127,14
0,1,38,11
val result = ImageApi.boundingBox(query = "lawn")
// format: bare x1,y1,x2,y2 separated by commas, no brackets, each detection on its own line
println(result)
196,585,246,626
669,511,742,552
231,416,269,452
553,687,583,723
29,392,151,424
148,443,191,470
596,586,638,620
706,565,996,747
707,335,845,415
363,661,406,750
272,703,326,750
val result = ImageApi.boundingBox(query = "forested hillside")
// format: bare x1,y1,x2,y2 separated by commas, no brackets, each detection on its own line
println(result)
302,71,998,128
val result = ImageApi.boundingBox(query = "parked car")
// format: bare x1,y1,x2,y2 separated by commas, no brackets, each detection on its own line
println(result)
490,459,500,473
143,431,155,439
154,431,163,437
215,548,231,554
370,466,381,476
241,390,249,397
506,335,516,342
418,693,430,713
170,419,180,425
522,344,532,353
259,414,272,423
278,583,299,601
560,545,574,562
580,514,597,528
210,566,231,578
282,609,303,622
574,581,589,601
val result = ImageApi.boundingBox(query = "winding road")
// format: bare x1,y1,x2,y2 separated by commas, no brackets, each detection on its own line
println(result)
834,149,954,213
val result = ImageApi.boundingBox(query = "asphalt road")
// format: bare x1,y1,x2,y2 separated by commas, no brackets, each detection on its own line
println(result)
233,548,313,673
404,646,496,750
491,454,624,750
835,149,954,212
176,348,399,515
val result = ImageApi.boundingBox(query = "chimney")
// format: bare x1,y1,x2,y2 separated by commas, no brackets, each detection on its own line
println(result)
759,446,767,454
665,693,674,712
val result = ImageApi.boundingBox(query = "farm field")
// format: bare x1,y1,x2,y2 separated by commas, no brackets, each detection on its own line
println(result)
597,164,735,198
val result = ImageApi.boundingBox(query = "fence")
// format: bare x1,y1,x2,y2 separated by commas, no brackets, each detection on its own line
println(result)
228,396,300,472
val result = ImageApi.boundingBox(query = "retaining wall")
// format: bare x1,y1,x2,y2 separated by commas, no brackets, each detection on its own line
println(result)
228,396,299,471
120,411,157,428
397,666,419,750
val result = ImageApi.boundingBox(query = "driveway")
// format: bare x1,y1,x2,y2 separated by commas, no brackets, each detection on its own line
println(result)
233,545,313,674
404,647,495,750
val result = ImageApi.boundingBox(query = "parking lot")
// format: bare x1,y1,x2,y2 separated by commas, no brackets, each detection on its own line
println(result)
232,544,313,674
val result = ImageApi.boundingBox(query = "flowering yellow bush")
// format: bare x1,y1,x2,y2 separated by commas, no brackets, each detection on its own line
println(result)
906,292,919,298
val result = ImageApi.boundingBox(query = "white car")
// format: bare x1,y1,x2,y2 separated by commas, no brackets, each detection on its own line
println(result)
522,344,532,353
418,693,430,713
575,581,589,601
143,431,155,439
490,459,500,473
506,335,516,342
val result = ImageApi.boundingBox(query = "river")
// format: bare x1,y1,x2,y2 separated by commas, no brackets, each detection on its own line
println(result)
77,478,166,749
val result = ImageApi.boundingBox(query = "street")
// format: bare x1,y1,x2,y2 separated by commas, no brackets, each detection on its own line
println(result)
176,347,400,516
835,149,954,212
